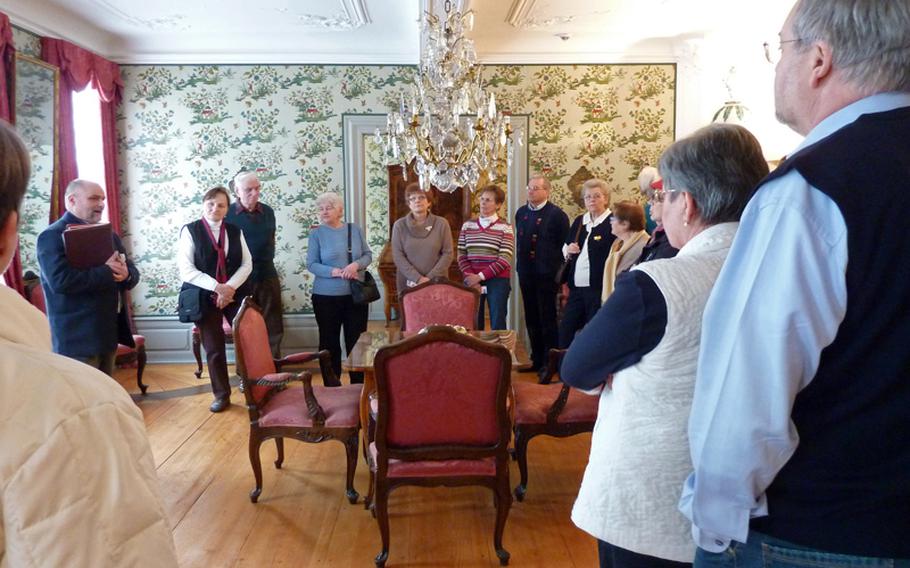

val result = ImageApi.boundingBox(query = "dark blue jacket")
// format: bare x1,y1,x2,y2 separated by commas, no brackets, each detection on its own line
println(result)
564,213,616,292
514,201,570,277
36,211,139,357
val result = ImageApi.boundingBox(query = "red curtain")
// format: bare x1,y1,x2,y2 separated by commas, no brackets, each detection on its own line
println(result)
0,12,25,296
41,38,123,231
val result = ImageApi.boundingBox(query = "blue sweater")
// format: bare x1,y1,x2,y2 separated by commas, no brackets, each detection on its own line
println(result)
306,223,372,296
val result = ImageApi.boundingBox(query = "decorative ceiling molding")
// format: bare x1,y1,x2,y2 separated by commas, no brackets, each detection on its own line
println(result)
89,0,191,31
341,0,373,27
506,0,610,30
505,0,537,28
276,0,372,30
110,49,416,66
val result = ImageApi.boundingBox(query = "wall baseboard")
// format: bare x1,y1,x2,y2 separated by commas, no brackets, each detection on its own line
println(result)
136,313,326,364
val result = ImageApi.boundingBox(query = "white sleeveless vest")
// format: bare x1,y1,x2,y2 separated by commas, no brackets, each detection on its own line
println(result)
571,222,738,562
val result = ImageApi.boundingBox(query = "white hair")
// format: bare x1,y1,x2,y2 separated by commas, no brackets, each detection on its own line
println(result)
637,167,660,194
315,192,344,211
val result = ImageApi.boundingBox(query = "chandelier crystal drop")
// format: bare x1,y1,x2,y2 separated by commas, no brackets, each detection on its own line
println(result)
375,3,520,193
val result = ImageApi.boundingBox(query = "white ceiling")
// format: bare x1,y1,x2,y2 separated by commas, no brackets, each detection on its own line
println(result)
0,0,793,64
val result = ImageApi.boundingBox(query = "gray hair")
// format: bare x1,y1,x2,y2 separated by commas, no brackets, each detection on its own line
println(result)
315,191,344,211
528,174,552,191
581,178,610,200
792,0,910,93
658,124,769,225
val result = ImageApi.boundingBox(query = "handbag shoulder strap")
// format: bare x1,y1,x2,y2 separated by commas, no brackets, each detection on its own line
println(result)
572,217,584,245
346,223,353,264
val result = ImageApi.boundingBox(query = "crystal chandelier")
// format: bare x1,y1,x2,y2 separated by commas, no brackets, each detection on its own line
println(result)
375,1,519,193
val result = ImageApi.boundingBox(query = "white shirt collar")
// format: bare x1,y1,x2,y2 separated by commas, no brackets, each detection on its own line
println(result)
583,208,611,228
204,217,222,232
479,214,499,228
528,200,548,211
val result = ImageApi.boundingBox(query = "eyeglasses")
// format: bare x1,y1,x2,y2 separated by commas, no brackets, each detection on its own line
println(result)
763,38,804,64
407,194,428,202
649,191,664,204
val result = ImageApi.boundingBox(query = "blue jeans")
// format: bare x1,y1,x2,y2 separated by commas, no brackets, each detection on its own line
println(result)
695,531,910,568
477,277,510,330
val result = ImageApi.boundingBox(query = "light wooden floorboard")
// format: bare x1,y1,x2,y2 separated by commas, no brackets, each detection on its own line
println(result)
114,359,598,567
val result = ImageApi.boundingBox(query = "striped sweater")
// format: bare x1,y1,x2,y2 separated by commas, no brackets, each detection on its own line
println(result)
457,216,514,280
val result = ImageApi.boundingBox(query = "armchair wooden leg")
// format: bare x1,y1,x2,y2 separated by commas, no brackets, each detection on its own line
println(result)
274,437,284,469
192,332,203,379
493,475,512,566
513,429,531,502
136,344,148,395
373,480,390,568
249,435,264,503
343,431,360,504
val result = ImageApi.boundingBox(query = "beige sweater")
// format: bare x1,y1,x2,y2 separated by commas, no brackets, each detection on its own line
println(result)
0,285,178,567
391,212,455,292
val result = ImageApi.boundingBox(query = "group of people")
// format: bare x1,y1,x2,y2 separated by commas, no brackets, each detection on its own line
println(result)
2,0,908,565
561,0,910,567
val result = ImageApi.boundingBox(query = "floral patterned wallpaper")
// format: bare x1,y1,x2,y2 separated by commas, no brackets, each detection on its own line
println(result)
11,26,41,58
2,58,672,316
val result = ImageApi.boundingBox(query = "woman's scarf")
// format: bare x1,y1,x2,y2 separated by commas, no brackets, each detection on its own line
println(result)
201,218,228,283
601,230,650,303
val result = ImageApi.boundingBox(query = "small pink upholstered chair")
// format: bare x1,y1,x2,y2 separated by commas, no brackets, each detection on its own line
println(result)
233,297,362,504
399,277,480,332
368,325,513,567
511,369,599,501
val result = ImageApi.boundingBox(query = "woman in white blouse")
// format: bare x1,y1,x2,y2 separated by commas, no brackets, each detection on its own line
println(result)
177,186,252,412
557,179,617,348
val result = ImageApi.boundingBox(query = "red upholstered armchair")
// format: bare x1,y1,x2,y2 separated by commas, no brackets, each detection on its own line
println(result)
511,367,599,501
368,325,513,567
233,297,362,504
399,277,480,332
24,274,148,394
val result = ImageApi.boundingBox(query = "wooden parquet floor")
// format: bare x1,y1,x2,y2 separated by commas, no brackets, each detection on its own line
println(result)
113,355,596,567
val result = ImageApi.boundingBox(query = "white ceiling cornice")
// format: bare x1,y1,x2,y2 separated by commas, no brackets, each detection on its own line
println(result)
505,0,537,28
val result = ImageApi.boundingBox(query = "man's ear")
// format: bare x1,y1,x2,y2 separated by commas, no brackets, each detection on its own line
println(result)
809,40,834,88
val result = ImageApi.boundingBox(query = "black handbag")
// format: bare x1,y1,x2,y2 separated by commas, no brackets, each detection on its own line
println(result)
348,224,381,305
177,287,206,323
555,220,585,285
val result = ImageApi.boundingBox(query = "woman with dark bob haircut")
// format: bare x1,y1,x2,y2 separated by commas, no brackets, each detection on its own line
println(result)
177,185,252,412
562,123,769,568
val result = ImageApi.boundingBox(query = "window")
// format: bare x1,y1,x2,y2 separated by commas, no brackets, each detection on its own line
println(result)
71,86,108,222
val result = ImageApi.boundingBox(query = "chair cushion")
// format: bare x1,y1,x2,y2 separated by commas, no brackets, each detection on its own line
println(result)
512,382,599,425
369,443,496,478
258,384,362,429
116,343,135,356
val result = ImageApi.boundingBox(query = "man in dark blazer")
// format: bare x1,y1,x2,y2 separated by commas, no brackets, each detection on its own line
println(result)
514,175,569,375
37,179,139,376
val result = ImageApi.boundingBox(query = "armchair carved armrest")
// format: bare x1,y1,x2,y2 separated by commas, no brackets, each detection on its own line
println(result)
274,349,340,387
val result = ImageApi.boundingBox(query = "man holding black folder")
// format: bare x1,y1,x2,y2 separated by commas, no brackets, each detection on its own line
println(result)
37,179,139,376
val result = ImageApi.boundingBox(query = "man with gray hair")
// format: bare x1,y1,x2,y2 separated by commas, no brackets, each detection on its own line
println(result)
681,0,910,564
225,169,283,357
36,179,139,375
514,174,569,376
